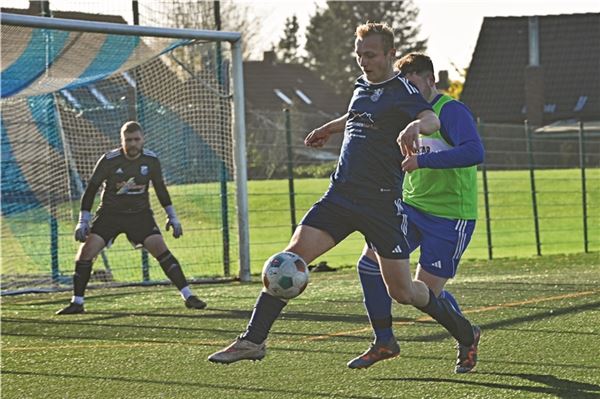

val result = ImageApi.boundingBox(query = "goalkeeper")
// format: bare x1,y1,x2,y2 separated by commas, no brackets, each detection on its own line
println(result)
56,121,207,315
349,53,484,373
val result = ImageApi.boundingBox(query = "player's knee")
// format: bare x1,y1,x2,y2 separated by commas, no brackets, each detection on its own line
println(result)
356,254,380,275
388,286,416,305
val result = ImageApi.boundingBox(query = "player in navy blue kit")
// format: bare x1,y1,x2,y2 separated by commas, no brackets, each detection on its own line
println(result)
348,53,484,372
56,121,206,314
208,23,476,364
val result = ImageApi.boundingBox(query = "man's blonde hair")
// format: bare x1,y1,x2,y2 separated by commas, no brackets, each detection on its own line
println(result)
120,121,143,136
355,22,395,53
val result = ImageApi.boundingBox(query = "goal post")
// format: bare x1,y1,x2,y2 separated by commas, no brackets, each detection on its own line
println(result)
0,13,251,293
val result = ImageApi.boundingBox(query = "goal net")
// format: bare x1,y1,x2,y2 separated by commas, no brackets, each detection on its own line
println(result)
1,13,249,294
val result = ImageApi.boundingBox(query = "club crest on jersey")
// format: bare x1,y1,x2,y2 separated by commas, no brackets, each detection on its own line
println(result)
140,165,148,176
370,88,384,102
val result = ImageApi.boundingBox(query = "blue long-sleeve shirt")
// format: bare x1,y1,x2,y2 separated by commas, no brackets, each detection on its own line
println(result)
417,95,484,168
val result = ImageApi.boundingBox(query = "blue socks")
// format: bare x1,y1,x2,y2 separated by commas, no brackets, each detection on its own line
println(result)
241,291,286,344
357,255,393,343
440,290,463,315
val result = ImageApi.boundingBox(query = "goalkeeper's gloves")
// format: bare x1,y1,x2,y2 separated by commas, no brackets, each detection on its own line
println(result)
74,210,91,242
165,205,183,238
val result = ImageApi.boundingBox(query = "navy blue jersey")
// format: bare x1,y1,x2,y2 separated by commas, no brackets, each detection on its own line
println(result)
328,73,432,200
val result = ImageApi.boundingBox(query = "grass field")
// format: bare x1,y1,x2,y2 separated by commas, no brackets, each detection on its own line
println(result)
1,168,599,290
2,252,599,398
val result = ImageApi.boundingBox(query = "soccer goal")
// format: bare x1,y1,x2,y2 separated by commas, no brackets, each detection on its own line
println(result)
0,13,250,294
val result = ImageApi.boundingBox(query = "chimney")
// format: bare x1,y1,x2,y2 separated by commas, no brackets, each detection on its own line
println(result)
263,51,276,64
29,1,51,17
525,16,544,127
436,70,450,91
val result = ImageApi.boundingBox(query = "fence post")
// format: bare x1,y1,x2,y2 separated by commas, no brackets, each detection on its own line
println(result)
578,121,589,253
141,249,150,282
478,120,493,260
221,160,231,275
525,120,542,256
284,108,297,235
50,199,59,284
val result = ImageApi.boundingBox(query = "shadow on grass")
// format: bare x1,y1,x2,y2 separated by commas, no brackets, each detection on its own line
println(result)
374,373,600,399
406,300,600,344
1,370,380,399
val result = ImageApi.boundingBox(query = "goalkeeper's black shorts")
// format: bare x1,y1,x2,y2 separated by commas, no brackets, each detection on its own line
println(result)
90,208,160,248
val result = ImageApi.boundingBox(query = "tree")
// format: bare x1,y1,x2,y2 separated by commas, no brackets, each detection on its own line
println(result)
152,0,260,60
276,15,301,63
305,1,426,99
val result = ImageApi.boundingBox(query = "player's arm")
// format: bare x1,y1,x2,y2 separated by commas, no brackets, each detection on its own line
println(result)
151,158,182,238
75,156,105,242
304,113,348,148
397,109,440,156
403,103,484,172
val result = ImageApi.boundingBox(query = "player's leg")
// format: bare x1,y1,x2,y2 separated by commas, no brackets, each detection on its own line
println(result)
363,200,476,349
143,234,206,310
209,198,352,364
378,255,475,347
347,246,398,369
209,225,337,364
348,204,423,369
56,234,105,315
414,209,480,372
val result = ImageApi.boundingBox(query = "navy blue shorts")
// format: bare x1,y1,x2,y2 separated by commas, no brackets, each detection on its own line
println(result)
403,202,475,278
299,192,409,259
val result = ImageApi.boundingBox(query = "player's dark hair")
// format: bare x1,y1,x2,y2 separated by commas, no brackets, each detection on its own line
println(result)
395,53,435,76
121,121,143,136
356,22,394,53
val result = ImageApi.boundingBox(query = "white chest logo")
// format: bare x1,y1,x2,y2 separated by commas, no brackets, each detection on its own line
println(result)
370,88,384,102
140,165,148,176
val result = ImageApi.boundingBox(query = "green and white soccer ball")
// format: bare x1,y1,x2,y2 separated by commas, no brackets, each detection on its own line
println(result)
262,251,309,299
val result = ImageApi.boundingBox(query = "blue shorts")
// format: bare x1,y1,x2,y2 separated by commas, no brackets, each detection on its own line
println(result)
403,202,475,278
300,192,409,259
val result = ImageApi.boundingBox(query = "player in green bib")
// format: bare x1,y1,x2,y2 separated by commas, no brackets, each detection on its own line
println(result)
349,53,485,373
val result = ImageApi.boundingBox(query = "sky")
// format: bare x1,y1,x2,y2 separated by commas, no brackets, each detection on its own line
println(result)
4,0,600,81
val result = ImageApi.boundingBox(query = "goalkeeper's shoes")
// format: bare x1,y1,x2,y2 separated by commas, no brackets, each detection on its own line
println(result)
455,325,481,373
208,336,266,364
347,337,400,369
185,295,207,309
56,302,85,315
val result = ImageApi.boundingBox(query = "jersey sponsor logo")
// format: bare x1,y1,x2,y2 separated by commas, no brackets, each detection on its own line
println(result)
391,245,403,254
348,110,375,126
116,167,124,174
370,88,384,102
140,165,148,176
116,177,146,195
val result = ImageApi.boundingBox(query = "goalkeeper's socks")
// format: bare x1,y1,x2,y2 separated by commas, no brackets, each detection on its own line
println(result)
157,250,188,290
71,295,84,305
357,255,394,343
440,290,463,315
417,288,474,346
241,291,286,344
73,260,92,297
180,286,193,300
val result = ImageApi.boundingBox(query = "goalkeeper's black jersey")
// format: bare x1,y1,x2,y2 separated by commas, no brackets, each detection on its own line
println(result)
81,148,171,214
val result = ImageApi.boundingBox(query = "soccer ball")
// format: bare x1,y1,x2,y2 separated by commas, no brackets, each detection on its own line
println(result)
262,252,309,299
